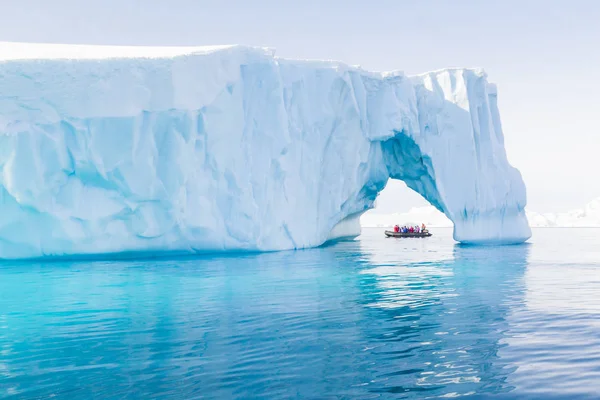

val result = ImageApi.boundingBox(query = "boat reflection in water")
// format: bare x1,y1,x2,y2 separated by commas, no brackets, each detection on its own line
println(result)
359,232,530,397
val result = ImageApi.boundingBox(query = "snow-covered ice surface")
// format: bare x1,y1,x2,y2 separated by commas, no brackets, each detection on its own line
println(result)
0,42,530,259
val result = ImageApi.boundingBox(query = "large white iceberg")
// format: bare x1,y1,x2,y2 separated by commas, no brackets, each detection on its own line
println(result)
0,42,531,259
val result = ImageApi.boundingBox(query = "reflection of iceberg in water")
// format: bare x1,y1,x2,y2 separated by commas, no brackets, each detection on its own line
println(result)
1,232,541,398
359,242,530,396
0,248,372,399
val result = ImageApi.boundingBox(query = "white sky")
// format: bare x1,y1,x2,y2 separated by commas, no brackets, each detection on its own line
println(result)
1,0,598,213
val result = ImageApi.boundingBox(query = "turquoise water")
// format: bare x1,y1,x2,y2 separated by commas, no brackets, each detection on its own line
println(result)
1,228,600,399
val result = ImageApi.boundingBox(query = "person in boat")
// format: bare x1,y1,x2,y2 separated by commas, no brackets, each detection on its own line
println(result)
409,226,414,233
416,225,420,233
421,223,427,233
394,224,400,233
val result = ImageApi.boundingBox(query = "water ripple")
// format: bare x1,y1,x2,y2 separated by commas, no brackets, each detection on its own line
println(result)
1,228,600,398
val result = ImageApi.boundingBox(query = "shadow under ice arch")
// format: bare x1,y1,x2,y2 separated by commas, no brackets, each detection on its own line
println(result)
0,43,530,259
376,129,530,245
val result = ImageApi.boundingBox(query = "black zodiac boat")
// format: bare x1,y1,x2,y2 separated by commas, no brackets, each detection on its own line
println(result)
384,230,432,238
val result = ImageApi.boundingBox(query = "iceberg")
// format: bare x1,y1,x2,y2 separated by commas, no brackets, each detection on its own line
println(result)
361,206,454,229
526,198,600,227
362,206,546,230
0,42,531,259
362,197,600,229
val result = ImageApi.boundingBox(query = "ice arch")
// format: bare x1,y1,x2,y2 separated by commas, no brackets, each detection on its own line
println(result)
0,43,530,259
329,69,530,246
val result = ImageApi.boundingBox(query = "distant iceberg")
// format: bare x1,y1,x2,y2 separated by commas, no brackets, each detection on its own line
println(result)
361,206,454,228
0,42,530,259
526,198,600,227
362,198,600,228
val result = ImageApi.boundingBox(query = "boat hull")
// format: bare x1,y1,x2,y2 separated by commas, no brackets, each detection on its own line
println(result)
384,230,432,238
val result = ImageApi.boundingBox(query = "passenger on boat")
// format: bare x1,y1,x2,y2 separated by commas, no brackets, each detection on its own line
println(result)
416,226,420,233
409,226,414,233
394,225,400,233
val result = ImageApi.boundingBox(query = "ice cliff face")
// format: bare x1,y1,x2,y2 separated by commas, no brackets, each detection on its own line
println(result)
0,42,531,259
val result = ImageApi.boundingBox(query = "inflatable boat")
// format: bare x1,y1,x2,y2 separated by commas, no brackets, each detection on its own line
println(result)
384,230,432,238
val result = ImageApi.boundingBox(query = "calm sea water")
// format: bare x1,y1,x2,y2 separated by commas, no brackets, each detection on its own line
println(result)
1,228,600,399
